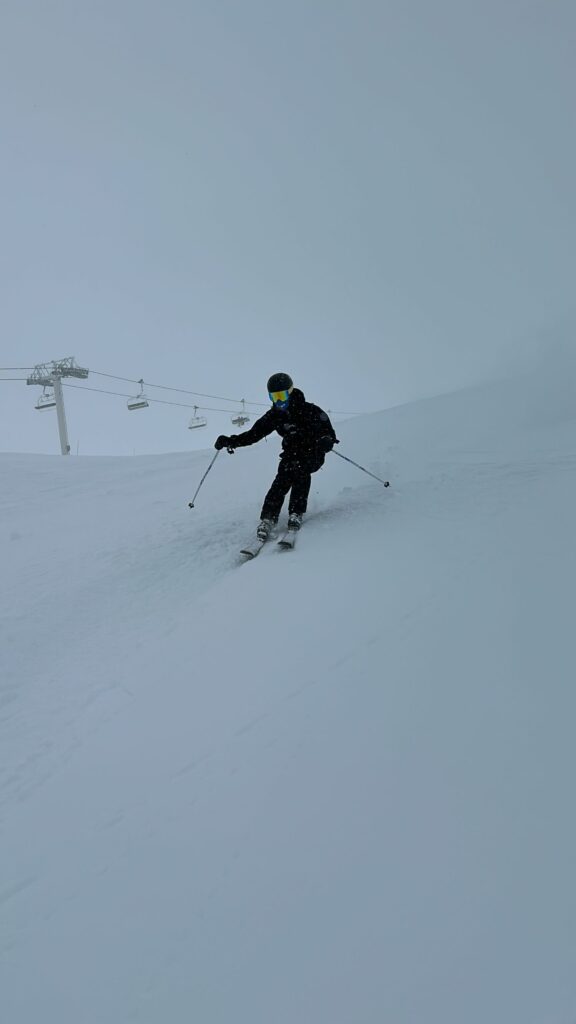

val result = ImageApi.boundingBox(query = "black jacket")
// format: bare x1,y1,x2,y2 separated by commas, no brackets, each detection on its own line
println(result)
230,388,337,460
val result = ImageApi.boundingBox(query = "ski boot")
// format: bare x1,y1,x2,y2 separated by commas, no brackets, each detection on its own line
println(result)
287,512,303,532
256,518,276,541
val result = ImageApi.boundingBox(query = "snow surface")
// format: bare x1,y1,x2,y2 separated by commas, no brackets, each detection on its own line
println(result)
1,357,576,1024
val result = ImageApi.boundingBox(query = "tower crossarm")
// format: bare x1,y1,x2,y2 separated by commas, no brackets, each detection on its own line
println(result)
26,357,89,386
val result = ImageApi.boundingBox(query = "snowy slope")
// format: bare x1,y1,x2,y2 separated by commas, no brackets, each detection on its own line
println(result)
1,360,576,1024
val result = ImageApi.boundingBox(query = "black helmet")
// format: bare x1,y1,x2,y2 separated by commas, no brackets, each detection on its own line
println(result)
267,372,293,394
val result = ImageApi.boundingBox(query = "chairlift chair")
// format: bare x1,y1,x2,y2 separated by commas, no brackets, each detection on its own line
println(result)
127,379,149,411
188,406,208,430
35,386,57,411
231,399,250,428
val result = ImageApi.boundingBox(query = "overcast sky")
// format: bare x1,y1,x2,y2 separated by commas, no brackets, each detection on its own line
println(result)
1,0,574,455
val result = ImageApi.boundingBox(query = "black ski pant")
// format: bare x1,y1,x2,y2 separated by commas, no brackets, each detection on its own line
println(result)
260,452,325,520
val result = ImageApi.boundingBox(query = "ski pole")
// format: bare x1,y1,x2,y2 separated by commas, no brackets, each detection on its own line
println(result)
331,449,390,487
188,450,220,508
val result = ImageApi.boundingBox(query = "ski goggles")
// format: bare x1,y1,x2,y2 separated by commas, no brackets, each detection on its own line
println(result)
269,387,293,407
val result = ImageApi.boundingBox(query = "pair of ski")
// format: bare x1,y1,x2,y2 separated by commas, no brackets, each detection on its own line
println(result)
240,526,298,559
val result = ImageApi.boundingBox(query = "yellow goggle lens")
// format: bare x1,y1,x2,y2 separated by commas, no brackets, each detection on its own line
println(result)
269,388,293,403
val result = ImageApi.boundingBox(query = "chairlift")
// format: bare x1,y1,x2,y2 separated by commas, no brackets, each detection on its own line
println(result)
231,399,250,428
35,386,56,411
127,379,149,411
188,406,208,430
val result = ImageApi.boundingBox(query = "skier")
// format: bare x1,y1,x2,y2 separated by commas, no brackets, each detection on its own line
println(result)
214,373,338,539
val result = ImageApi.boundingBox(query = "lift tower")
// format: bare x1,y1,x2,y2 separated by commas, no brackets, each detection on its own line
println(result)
27,357,89,455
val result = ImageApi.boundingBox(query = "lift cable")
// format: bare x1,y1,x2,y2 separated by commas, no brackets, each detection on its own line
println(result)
89,369,361,416
3,366,363,417
62,382,253,414
89,369,268,407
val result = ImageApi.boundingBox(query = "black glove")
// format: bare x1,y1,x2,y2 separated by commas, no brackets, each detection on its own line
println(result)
215,435,232,451
319,435,336,453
